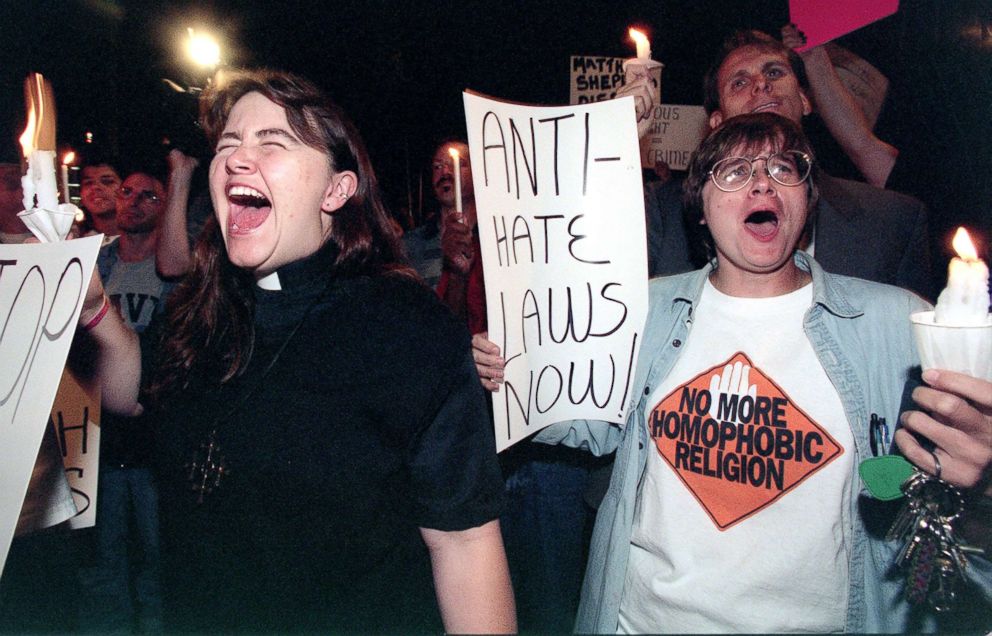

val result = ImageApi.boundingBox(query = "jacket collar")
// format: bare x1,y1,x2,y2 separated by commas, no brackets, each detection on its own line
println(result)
815,173,860,222
663,250,863,319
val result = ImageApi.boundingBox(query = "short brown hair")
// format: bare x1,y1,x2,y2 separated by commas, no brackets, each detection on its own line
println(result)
683,113,819,260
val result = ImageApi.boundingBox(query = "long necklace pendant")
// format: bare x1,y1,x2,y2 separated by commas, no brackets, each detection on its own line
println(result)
186,429,228,504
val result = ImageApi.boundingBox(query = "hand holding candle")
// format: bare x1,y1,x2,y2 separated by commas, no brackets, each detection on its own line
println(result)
622,26,664,123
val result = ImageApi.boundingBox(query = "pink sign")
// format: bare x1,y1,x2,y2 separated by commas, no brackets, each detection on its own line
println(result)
789,0,899,50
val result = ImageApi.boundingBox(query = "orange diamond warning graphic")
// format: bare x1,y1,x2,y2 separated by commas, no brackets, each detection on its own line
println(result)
649,352,843,530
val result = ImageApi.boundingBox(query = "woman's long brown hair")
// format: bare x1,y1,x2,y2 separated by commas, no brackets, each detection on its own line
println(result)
150,69,410,401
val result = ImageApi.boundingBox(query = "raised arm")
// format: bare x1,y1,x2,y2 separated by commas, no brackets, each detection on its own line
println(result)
421,519,516,634
782,24,898,188
156,149,199,279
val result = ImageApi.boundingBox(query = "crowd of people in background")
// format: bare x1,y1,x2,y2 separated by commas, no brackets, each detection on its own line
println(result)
0,24,989,635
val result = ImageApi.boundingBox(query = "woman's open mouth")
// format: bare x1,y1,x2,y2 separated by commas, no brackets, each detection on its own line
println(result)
227,185,272,234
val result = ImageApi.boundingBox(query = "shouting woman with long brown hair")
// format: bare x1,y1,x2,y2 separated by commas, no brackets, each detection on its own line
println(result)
78,69,514,633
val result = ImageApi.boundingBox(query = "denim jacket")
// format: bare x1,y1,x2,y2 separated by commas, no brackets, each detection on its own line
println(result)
537,252,991,633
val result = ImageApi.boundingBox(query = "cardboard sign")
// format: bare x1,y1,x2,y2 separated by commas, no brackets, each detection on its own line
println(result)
463,92,648,451
825,43,889,130
789,0,899,50
639,104,710,171
569,55,627,105
0,235,102,570
50,366,100,529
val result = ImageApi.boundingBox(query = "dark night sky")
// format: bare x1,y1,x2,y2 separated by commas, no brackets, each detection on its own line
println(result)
2,0,990,274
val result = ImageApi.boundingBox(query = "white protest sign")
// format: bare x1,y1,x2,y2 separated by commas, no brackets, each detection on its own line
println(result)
0,235,102,570
50,367,100,529
464,92,648,451
569,56,626,105
639,104,710,171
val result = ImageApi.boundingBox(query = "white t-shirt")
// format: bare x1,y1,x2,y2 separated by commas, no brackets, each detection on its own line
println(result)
618,279,854,634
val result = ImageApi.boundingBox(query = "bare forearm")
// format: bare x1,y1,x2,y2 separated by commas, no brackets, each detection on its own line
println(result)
801,46,897,187
421,520,516,634
156,181,193,278
81,301,142,415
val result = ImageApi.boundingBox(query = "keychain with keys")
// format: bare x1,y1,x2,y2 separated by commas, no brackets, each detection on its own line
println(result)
885,469,968,612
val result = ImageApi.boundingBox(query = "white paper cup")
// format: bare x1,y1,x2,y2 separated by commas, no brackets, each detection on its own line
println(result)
910,310,992,380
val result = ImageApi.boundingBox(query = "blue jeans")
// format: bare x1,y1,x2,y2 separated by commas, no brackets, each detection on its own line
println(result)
78,466,162,633
500,444,603,633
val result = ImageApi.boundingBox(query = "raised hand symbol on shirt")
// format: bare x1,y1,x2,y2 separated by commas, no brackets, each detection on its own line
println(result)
708,361,757,423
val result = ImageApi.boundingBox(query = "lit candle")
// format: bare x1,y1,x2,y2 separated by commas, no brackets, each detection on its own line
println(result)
629,28,651,60
18,109,36,211
934,227,990,326
18,73,60,212
61,151,75,203
449,146,463,216
33,151,59,212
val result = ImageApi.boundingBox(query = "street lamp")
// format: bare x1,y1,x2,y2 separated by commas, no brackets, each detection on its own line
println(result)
160,27,225,156
186,28,221,70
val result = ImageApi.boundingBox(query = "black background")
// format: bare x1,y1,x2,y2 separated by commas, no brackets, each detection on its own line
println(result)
2,0,990,287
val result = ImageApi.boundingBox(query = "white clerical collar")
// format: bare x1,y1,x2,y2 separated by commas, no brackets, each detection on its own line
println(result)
256,271,282,290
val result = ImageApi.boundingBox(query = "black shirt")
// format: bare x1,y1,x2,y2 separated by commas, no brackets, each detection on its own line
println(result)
153,245,504,632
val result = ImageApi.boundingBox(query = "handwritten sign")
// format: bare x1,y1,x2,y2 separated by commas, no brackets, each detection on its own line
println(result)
463,92,648,451
569,56,627,105
50,366,100,529
638,104,709,171
789,0,899,50
0,235,102,571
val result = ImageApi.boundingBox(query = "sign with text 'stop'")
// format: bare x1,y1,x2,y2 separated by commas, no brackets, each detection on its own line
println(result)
0,235,102,571
463,92,648,451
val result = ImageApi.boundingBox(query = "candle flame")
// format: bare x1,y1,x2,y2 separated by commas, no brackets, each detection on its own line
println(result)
951,227,979,260
629,28,647,44
19,73,57,153
449,147,459,159
63,151,75,165
19,105,37,157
